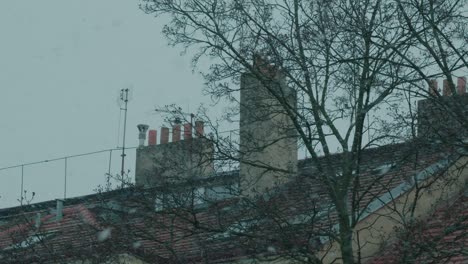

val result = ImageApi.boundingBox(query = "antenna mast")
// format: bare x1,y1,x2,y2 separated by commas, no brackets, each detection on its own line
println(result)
119,88,130,183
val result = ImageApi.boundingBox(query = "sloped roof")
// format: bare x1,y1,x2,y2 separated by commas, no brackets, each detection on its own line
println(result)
0,141,461,263
98,141,457,263
0,204,123,263
369,193,468,264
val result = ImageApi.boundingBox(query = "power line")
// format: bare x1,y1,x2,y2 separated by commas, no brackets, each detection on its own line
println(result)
0,147,137,172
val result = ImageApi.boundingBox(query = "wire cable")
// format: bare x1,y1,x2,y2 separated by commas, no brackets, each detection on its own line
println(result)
0,147,137,172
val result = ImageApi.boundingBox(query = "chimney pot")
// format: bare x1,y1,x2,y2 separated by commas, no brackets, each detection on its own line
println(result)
429,79,438,96
457,77,466,95
137,124,149,147
172,123,181,142
443,79,452,96
160,127,169,144
184,123,192,140
148,130,157,145
195,121,204,137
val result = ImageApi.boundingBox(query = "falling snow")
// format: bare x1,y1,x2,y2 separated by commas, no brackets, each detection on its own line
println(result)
97,228,112,242
267,246,276,253
132,241,142,249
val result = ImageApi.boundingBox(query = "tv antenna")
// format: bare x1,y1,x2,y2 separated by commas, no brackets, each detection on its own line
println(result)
154,106,195,124
118,88,132,182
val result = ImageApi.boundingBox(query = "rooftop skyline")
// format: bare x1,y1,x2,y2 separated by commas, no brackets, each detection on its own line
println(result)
0,1,208,208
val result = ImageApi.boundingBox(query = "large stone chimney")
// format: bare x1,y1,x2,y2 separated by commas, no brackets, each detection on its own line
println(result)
239,56,297,196
418,77,468,141
135,121,214,187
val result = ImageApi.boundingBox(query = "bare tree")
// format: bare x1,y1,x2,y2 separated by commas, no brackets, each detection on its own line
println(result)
2,1,468,263
136,0,468,263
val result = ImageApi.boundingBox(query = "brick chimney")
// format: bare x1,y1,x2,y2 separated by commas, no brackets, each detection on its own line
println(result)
418,77,468,141
135,122,214,187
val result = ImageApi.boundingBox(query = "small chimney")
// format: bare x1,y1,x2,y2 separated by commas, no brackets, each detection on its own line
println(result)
137,124,149,147
184,123,192,140
418,77,468,139
56,199,63,221
195,121,204,137
148,130,157,145
429,79,438,96
160,127,169,144
457,77,466,95
443,79,452,96
172,119,181,142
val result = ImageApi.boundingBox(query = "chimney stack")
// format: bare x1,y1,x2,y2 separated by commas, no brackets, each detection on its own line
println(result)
160,127,169,144
172,119,181,142
137,124,149,147
239,54,297,196
418,76,468,139
135,122,215,187
195,121,204,137
148,130,157,145
184,123,192,140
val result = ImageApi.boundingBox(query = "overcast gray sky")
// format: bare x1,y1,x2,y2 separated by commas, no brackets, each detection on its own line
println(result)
0,1,211,208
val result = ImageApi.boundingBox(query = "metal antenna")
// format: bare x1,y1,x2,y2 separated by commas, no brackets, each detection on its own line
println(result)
154,106,194,129
154,107,192,117
119,88,131,184
155,106,195,177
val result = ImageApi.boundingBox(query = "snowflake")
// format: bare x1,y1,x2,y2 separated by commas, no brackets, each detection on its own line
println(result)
97,228,112,242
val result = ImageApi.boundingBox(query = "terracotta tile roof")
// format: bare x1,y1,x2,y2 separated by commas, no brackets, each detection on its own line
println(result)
104,141,456,262
0,141,460,263
0,204,116,263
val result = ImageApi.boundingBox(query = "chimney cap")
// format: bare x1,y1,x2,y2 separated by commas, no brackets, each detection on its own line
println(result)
137,124,149,132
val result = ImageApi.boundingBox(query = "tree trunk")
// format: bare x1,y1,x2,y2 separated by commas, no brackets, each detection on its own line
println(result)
337,198,355,264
